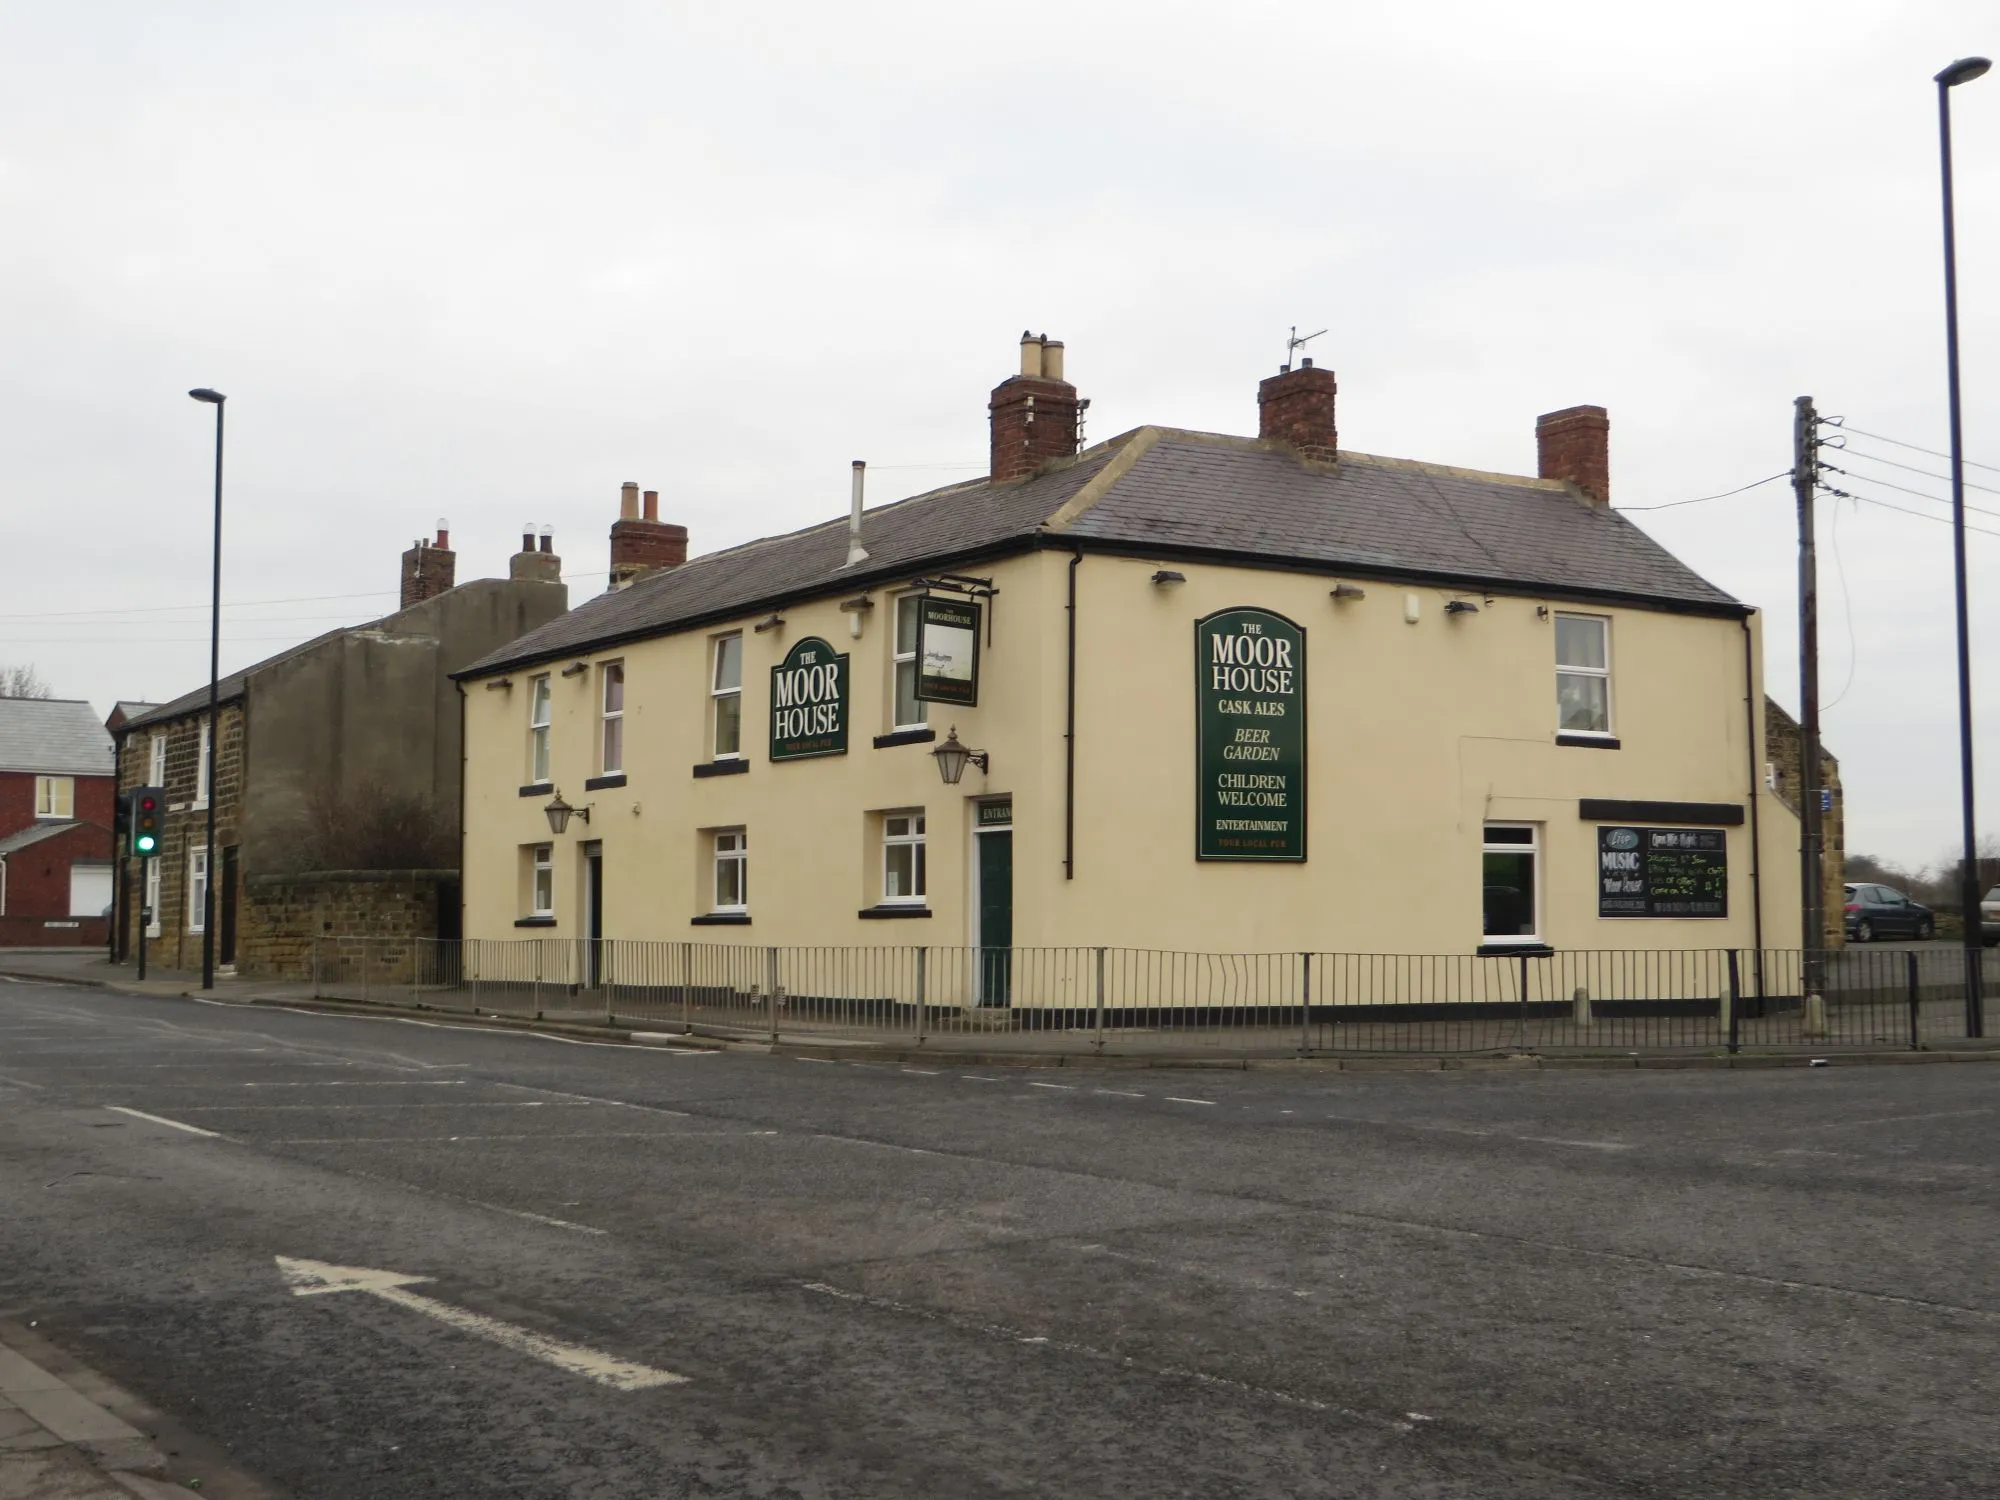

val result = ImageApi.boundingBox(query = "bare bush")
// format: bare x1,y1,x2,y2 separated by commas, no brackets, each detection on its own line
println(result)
0,664,52,698
295,780,456,872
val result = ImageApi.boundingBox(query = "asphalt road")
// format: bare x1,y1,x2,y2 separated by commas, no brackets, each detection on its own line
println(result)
0,980,1995,1499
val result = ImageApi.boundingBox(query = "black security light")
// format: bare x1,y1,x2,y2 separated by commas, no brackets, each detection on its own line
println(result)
1444,599,1480,615
1151,570,1186,586
1331,583,1367,600
753,613,786,633
560,661,589,678
932,726,990,785
544,789,591,834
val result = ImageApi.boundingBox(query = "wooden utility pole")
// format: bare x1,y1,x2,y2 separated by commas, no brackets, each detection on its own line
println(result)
1795,396,1825,975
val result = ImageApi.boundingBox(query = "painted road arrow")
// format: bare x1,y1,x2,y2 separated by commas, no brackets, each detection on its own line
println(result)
274,1255,685,1391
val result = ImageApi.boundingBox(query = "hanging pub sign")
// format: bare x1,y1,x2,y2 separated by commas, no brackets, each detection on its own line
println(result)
769,636,849,761
915,595,982,706
1597,826,1728,917
1195,607,1307,861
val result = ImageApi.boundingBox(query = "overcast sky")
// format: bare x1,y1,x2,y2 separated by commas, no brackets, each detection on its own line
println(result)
2,2,1996,871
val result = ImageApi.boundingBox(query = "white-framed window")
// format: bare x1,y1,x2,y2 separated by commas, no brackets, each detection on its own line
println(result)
194,720,212,808
144,858,162,938
148,732,167,786
882,811,927,904
600,662,625,775
33,775,74,820
711,633,743,758
892,595,928,730
1555,613,1612,736
528,675,552,784
187,846,210,934
712,828,748,913
528,843,554,917
1481,824,1539,942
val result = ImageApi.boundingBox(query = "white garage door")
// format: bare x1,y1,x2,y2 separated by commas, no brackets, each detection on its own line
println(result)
69,864,112,918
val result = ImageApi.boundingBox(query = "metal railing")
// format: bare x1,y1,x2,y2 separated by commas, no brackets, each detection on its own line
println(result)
307,937,2000,1058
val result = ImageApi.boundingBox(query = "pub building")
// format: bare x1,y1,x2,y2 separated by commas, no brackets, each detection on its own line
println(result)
453,335,1804,971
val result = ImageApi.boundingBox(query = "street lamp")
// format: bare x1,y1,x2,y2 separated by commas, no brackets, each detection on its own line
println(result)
187,387,225,991
931,726,989,785
1935,56,1990,1037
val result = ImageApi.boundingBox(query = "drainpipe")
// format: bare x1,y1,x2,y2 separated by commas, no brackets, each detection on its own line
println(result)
1741,616,1767,985
1065,550,1081,880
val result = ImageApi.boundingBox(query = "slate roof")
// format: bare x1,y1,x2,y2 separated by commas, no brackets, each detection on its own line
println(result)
0,699,116,776
457,427,1743,679
0,821,89,856
120,626,356,733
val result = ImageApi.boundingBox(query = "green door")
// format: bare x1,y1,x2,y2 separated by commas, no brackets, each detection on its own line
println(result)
977,829,1013,1007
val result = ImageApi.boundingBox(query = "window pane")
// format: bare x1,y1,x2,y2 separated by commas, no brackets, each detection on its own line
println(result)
714,635,742,691
886,843,913,898
603,664,623,713
894,660,926,727
530,676,550,726
716,855,742,909
1484,826,1533,845
912,840,927,897
531,726,550,782
714,691,741,756
602,717,623,774
1558,672,1609,733
1482,851,1536,936
896,595,920,654
1556,616,1606,670
886,815,909,838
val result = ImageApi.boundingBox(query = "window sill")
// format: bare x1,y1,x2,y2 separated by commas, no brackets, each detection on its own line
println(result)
693,759,749,778
583,773,627,790
514,915,557,928
1556,733,1620,750
691,912,751,926
859,904,933,919
518,782,553,798
1477,941,1554,957
873,728,936,749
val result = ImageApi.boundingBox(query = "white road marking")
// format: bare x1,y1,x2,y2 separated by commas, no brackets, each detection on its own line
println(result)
1165,1097,1215,1106
960,1075,1001,1082
181,1101,572,1112
0,1072,46,1090
270,1131,692,1144
1026,1082,1075,1091
795,1057,836,1063
902,1069,941,1076
477,1205,608,1236
1516,1136,1631,1151
812,1133,937,1156
105,1105,224,1138
1825,1107,1993,1128
1094,1089,1145,1098
240,1080,467,1088
275,1256,681,1389
486,1083,689,1117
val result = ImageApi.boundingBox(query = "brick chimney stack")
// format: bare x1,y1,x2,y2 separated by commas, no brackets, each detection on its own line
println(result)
1536,406,1610,506
989,332,1084,483
1258,359,1338,464
608,481,689,591
510,524,562,584
399,519,456,609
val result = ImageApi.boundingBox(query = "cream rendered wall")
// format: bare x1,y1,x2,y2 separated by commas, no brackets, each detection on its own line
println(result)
461,552,1058,950
1056,552,1802,955
461,547,1804,957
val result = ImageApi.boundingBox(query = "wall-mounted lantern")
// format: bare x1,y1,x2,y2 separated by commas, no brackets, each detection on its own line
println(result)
544,789,592,834
1151,569,1186,586
1444,599,1480,616
931,726,991,785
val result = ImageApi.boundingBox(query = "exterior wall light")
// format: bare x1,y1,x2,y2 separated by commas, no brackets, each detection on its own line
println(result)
1151,570,1187,586
753,613,786,633
560,661,589,678
483,677,514,690
931,726,990,784
1444,600,1480,615
1330,583,1366,600
544,790,592,834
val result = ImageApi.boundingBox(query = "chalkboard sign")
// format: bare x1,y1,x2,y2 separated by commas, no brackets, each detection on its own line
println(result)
1597,826,1727,918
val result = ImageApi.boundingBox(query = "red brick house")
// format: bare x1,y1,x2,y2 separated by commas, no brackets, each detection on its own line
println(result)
0,698,116,946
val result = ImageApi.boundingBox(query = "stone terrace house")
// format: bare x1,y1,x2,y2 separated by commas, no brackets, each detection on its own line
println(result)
114,526,567,975
452,335,1806,977
0,698,116,946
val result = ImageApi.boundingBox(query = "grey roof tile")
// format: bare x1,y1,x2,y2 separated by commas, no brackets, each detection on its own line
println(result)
0,699,116,776
456,427,1740,677
0,820,89,855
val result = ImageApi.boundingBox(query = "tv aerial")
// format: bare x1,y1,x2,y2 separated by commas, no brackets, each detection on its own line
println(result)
1284,325,1326,369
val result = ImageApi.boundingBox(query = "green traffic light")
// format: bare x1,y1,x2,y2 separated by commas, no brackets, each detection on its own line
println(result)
135,835,157,854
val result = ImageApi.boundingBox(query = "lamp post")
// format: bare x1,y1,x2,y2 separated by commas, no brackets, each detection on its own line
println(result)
1936,57,1990,1037
187,387,226,991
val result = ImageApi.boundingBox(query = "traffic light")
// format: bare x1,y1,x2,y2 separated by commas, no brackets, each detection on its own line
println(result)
128,787,164,858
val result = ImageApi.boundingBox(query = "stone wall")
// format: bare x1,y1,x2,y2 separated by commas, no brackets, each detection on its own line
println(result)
238,869,456,980
1765,696,1845,948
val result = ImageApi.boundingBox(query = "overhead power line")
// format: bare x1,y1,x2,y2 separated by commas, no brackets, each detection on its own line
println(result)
1820,464,2000,522
1830,423,2000,477
1835,444,2000,497
1618,472,1793,511
1820,482,2000,540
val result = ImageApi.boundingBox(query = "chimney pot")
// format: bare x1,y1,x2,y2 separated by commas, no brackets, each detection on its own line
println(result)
619,481,640,520
642,489,659,521
1536,405,1611,506
401,518,457,609
991,332,1081,482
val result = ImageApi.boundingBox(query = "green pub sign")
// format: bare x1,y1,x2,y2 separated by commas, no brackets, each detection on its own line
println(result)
1195,607,1306,861
769,636,849,762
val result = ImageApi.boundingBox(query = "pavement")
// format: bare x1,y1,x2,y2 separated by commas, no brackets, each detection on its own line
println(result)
1,973,1997,1497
